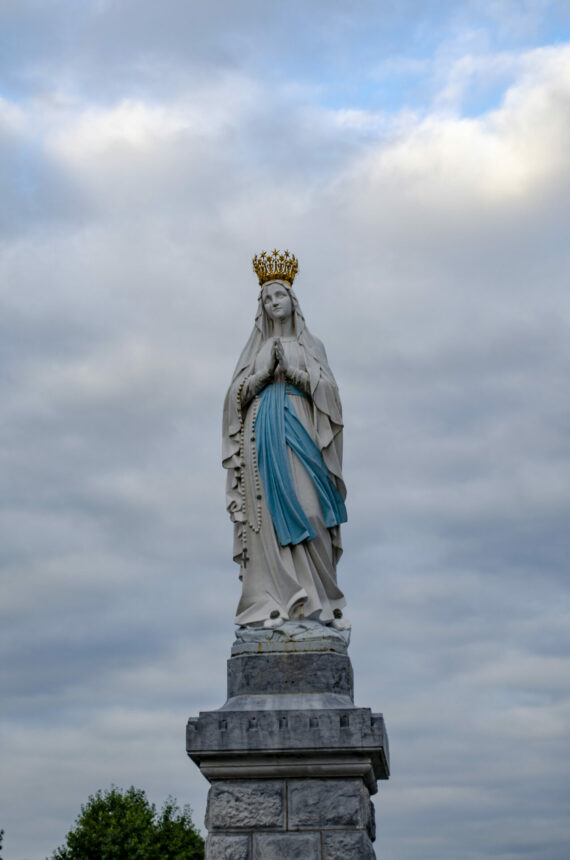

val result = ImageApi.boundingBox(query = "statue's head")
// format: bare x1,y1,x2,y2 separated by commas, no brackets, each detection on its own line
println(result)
261,280,293,323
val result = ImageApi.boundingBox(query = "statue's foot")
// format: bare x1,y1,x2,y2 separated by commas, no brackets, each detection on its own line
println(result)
263,610,284,629
329,609,351,631
331,616,351,630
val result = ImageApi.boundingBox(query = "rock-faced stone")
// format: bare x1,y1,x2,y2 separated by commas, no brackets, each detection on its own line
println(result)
322,830,376,859
206,781,285,830
205,834,251,860
253,831,321,859
288,779,365,829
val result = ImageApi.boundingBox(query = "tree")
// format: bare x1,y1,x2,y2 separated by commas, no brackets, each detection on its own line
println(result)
49,786,204,860
0,826,4,860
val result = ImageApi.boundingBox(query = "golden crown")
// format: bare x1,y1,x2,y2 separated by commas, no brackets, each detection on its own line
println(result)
252,249,298,286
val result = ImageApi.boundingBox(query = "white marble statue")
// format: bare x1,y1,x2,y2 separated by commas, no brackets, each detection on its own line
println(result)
222,251,349,630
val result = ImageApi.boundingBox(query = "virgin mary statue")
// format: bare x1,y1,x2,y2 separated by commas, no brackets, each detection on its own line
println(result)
222,251,348,629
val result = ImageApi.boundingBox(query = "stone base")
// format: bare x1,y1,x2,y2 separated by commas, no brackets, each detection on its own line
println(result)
204,778,376,859
187,645,389,859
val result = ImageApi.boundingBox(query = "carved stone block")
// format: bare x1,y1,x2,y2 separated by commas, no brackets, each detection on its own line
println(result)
252,831,321,859
227,652,353,699
206,781,285,830
288,778,366,829
205,834,251,860
322,830,376,859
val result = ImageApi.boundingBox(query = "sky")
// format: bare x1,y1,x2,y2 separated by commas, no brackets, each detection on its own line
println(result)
1,1,570,858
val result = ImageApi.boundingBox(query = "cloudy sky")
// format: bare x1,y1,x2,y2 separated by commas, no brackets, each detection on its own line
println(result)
1,1,570,858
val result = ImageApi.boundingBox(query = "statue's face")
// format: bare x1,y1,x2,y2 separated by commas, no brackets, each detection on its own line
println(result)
262,281,293,322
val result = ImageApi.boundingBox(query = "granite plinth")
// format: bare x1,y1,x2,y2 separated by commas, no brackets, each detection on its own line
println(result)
187,641,389,859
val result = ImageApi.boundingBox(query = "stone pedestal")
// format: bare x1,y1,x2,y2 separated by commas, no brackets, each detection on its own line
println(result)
187,625,389,859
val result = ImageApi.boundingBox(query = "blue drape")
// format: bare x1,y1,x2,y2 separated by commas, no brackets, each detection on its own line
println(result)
255,382,347,547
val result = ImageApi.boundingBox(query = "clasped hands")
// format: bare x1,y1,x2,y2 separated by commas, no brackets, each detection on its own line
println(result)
263,337,291,379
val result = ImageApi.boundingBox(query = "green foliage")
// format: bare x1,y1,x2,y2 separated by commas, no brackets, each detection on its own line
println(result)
0,826,4,860
49,786,203,860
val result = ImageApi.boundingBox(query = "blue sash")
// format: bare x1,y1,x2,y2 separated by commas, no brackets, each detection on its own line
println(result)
255,382,347,546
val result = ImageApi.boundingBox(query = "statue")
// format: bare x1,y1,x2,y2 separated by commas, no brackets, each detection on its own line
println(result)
189,252,389,858
222,250,349,630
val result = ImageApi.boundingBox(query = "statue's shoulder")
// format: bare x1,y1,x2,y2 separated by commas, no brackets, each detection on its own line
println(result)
308,334,328,361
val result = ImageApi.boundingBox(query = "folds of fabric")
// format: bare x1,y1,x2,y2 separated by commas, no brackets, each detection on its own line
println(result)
255,382,347,547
